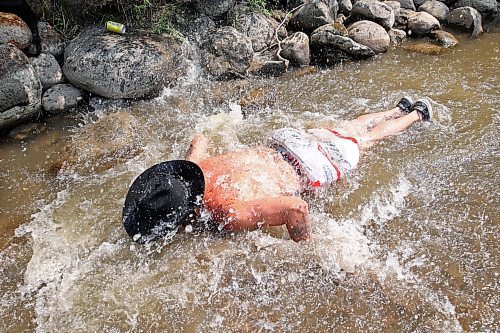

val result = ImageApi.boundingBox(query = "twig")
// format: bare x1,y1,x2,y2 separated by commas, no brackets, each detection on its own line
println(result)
259,3,306,71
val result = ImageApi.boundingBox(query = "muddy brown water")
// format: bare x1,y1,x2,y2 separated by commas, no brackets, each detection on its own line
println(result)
1,30,499,332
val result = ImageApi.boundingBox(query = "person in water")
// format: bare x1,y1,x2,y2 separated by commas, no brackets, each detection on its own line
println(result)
123,97,433,244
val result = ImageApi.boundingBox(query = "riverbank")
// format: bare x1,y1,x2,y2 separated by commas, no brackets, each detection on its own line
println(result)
1,0,499,134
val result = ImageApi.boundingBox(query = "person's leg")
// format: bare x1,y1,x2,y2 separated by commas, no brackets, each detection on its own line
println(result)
348,107,403,128
347,96,414,128
360,111,420,144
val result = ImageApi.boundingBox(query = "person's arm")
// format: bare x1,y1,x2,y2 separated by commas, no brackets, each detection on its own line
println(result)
216,196,312,242
185,133,209,163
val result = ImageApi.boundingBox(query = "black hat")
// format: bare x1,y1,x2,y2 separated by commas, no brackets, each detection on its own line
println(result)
122,160,205,244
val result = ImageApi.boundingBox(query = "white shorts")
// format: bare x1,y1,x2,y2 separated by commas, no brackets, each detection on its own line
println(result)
267,128,360,188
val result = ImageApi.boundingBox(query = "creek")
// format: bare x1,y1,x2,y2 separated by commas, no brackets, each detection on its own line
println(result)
0,29,498,332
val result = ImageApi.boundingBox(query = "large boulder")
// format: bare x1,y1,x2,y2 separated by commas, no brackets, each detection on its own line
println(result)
447,6,483,38
418,1,450,21
0,12,32,49
63,27,185,99
407,11,441,35
29,52,64,90
195,0,237,17
348,20,390,53
281,32,310,67
201,26,254,79
0,44,42,131
351,0,396,29
59,112,142,174
310,26,375,64
234,13,283,52
453,0,498,17
42,84,83,114
289,0,336,33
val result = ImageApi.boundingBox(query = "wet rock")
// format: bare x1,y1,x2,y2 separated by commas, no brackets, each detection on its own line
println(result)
201,26,254,79
348,20,390,53
338,0,353,15
60,112,142,174
388,27,407,45
407,11,441,35
351,0,395,29
248,52,288,77
431,29,458,47
0,12,32,49
27,22,65,58
310,29,375,64
195,0,237,17
447,7,483,38
281,32,310,67
401,41,447,54
63,27,185,99
418,1,450,21
29,53,64,90
42,84,83,114
289,0,336,34
0,44,42,131
234,13,283,52
384,1,402,17
394,0,416,11
185,16,216,46
453,0,498,17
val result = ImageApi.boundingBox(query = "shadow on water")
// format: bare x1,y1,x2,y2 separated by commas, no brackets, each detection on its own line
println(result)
0,31,499,332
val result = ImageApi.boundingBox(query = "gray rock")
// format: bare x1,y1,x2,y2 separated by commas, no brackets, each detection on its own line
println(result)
234,13,282,52
201,26,254,79
0,12,32,49
348,20,390,53
289,0,336,33
351,0,396,29
29,53,64,90
394,0,416,10
447,6,483,38
248,53,288,77
418,1,450,21
195,0,237,17
310,28,375,64
281,32,310,67
63,27,185,99
454,0,498,17
430,30,458,47
42,84,83,114
384,1,402,17
388,28,407,45
0,44,42,131
185,16,216,46
338,0,353,15
35,22,65,58
407,11,441,35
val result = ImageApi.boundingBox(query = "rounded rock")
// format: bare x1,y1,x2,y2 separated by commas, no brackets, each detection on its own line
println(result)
281,32,310,67
29,53,64,90
0,12,32,49
447,6,483,38
42,84,82,114
407,11,441,35
352,0,395,29
418,0,450,21
63,27,185,99
348,20,390,53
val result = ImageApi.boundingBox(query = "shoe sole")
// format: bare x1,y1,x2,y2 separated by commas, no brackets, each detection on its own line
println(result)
415,98,433,121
